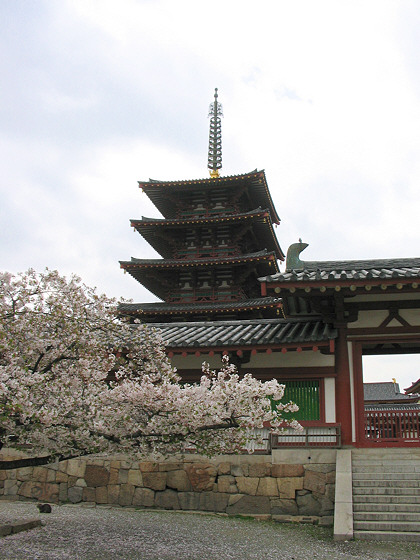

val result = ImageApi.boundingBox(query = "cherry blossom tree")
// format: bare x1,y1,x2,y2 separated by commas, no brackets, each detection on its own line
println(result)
0,269,299,469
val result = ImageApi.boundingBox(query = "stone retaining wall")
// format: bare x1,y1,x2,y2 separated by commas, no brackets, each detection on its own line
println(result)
0,450,336,524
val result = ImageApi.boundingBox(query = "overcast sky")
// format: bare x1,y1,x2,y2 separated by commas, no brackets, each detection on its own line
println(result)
2,1,419,388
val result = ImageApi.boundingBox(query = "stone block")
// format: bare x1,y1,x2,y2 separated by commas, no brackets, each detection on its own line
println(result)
4,480,18,496
277,477,303,499
82,487,96,502
18,481,59,502
256,477,278,497
270,498,298,515
159,462,184,472
32,467,48,482
271,464,304,478
178,492,200,510
133,487,155,507
109,468,119,485
166,470,191,492
217,462,231,475
67,476,77,488
217,475,237,493
319,516,334,527
185,464,216,491
66,459,86,478
110,460,121,470
235,477,259,495
46,469,56,483
139,462,158,472
326,471,336,484
155,489,180,510
127,469,143,486
297,492,319,515
317,495,334,516
84,465,109,487
226,495,271,515
119,484,135,506
143,472,167,491
56,471,68,483
199,492,229,512
107,485,120,504
118,469,129,484
16,467,33,481
325,483,335,501
59,482,68,502
248,463,271,477
304,464,335,474
304,470,326,494
231,465,244,477
11,519,43,534
0,471,7,481
228,494,244,506
68,486,83,503
272,515,294,523
75,478,87,487
58,460,68,473
95,486,108,504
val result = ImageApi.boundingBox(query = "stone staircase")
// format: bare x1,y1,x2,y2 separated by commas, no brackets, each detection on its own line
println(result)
352,449,420,542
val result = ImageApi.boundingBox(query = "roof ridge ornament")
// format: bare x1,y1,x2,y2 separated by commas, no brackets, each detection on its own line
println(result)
207,88,223,178
286,239,309,271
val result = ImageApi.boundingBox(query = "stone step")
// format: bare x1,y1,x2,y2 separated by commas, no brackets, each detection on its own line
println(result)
353,456,420,463
354,511,420,522
353,479,420,488
352,459,420,470
354,520,420,532
353,530,420,542
354,502,420,513
353,451,420,458
353,486,419,496
353,494,420,504
353,466,420,475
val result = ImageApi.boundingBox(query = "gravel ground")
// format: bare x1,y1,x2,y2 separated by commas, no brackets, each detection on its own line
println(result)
1,501,420,560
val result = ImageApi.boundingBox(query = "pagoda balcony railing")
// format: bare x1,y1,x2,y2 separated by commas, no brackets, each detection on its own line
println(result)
177,206,237,219
168,288,246,304
271,422,342,449
364,409,420,444
175,245,240,259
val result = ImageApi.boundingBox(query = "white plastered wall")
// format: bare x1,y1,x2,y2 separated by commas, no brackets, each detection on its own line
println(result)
171,349,334,371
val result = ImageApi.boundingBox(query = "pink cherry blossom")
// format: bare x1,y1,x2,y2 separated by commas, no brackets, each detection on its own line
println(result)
0,269,300,466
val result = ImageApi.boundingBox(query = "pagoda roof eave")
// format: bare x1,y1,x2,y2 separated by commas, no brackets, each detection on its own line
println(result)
119,297,283,316
130,209,285,261
121,250,280,271
139,169,281,224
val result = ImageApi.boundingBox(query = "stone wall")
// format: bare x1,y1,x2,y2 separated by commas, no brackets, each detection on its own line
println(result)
0,450,336,524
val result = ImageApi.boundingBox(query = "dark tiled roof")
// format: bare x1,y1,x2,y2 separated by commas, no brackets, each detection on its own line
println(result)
153,318,337,349
405,378,420,394
364,382,419,402
121,250,279,269
260,258,420,284
133,207,271,226
139,170,281,224
365,403,420,410
130,209,284,260
119,297,282,315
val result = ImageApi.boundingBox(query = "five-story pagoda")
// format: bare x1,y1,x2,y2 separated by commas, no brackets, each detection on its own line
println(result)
119,89,284,322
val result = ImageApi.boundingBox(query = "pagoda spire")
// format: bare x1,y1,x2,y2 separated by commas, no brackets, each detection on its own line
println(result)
207,88,223,178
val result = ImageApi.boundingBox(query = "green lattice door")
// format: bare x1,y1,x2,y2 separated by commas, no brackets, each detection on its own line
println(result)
281,380,320,421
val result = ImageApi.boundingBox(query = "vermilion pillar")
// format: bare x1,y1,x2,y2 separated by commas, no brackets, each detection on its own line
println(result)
334,325,353,445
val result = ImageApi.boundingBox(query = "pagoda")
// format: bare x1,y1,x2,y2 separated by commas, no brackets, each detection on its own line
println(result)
119,89,284,322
